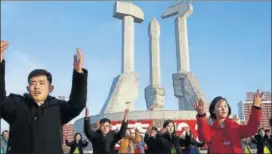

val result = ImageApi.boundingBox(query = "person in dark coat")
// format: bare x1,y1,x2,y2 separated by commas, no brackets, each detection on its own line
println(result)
180,128,205,154
0,40,88,154
144,126,159,154
156,120,182,154
84,108,128,154
264,129,272,152
252,128,272,154
65,133,88,154
264,129,272,142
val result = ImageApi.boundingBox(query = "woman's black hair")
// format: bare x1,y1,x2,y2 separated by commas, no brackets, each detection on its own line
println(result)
74,132,82,141
163,119,176,136
209,96,231,120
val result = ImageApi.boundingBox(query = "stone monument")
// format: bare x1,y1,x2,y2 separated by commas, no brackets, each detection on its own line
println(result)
75,3,209,150
99,1,144,114
145,18,165,110
161,2,208,110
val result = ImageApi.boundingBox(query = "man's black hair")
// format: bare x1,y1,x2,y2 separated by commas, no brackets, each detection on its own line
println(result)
100,118,111,124
28,69,52,84
209,96,231,120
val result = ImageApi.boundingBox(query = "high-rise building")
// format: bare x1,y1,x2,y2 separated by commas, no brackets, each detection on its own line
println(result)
238,92,271,130
61,124,74,153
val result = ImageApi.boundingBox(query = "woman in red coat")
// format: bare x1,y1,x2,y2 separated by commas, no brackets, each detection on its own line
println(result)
194,90,263,153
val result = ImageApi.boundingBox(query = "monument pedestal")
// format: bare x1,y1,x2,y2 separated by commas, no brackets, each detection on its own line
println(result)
100,72,139,114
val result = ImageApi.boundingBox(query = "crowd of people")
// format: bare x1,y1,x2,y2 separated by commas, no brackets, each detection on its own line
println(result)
62,105,271,154
2,123,272,154
0,40,271,154
60,108,205,154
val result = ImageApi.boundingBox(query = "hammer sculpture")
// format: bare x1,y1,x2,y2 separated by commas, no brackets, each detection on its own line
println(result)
114,1,144,73
161,2,193,73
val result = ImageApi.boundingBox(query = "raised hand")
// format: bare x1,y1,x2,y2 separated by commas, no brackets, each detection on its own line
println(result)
0,40,8,62
193,99,205,115
184,126,190,133
123,109,129,122
85,107,89,118
232,114,239,122
253,90,263,107
160,128,166,134
73,48,84,73
180,133,185,139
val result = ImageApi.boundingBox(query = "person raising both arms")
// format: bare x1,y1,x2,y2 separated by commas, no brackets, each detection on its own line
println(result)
118,128,141,154
156,120,184,154
64,133,89,154
0,40,88,154
194,90,262,153
144,126,159,154
84,107,128,154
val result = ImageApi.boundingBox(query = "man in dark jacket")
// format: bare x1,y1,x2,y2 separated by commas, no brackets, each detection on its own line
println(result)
264,130,272,148
0,40,88,154
84,108,128,154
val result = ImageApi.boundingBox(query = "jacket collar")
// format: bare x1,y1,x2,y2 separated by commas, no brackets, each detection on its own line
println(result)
23,93,57,107
208,117,232,128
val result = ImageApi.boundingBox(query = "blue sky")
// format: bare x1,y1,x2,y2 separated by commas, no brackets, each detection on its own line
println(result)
1,1,271,130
